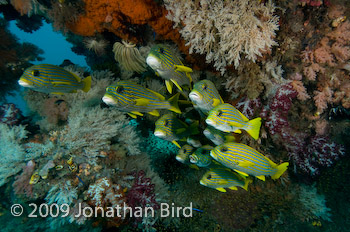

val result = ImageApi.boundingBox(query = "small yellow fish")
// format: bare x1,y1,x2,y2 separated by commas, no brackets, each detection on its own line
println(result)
18,64,91,94
200,167,252,192
206,103,262,140
211,142,289,181
29,171,40,184
146,45,192,94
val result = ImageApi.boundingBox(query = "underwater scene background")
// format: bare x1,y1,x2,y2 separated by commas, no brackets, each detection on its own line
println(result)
0,0,350,231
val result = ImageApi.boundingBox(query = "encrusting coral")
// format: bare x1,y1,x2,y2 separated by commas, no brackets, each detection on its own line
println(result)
164,0,280,74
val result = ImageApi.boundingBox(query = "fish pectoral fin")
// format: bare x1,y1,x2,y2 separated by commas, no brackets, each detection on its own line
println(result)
234,169,249,177
212,98,221,107
189,164,199,170
233,129,242,134
134,98,150,106
147,110,160,117
175,128,187,134
51,81,72,85
171,79,183,92
173,65,193,73
165,80,173,94
228,186,238,190
217,180,229,185
130,111,144,116
224,135,236,142
127,113,138,119
256,175,266,181
51,92,64,95
172,140,181,148
216,187,226,193
237,160,255,168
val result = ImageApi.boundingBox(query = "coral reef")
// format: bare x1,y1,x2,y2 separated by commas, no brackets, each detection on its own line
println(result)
164,0,280,74
0,123,27,186
0,103,22,126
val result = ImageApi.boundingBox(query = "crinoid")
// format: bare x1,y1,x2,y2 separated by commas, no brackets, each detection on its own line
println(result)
112,40,147,73
84,37,108,56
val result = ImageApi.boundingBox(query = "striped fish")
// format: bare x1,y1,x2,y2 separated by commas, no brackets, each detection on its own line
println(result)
146,44,192,94
18,64,91,94
176,144,195,164
176,144,199,170
210,142,289,181
102,80,181,118
200,167,252,192
189,145,214,167
203,126,236,146
189,80,224,116
206,103,262,140
154,113,199,148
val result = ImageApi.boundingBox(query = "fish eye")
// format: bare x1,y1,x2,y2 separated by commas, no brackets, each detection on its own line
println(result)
160,47,164,54
32,70,40,76
202,84,207,90
220,146,228,152
217,110,223,117
183,149,187,153
164,119,169,127
207,174,212,180
116,86,124,93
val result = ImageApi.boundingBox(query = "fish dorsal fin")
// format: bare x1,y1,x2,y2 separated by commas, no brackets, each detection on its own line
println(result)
147,110,160,117
171,79,183,92
173,64,193,73
172,140,181,148
146,88,165,100
165,80,173,94
228,186,238,190
134,98,150,106
234,169,249,177
212,98,221,107
216,187,226,192
256,175,266,181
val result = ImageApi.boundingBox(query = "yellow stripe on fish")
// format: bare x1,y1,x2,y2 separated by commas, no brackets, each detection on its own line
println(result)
18,64,91,94
189,80,224,116
102,80,181,117
146,44,192,94
210,142,289,181
200,167,252,192
206,103,262,140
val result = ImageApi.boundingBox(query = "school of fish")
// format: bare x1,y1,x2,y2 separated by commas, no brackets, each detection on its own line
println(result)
19,44,289,193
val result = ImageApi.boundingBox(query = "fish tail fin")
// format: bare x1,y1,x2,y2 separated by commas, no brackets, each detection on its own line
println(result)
188,120,200,135
272,162,289,180
246,117,262,140
242,178,252,191
168,93,181,114
82,76,92,92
